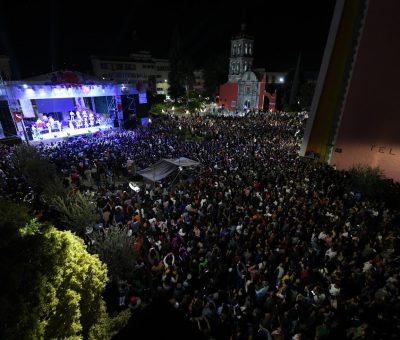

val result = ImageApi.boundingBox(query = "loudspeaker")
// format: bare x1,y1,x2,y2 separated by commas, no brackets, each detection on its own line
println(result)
0,100,17,137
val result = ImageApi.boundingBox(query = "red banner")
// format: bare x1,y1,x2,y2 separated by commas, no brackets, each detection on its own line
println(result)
13,112,23,123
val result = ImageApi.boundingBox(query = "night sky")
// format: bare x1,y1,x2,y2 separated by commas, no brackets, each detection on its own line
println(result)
0,0,336,79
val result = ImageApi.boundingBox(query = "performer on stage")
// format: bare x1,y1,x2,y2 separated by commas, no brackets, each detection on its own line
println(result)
69,111,75,120
56,120,62,131
89,112,95,126
75,111,82,128
81,110,88,128
32,125,40,139
36,117,45,128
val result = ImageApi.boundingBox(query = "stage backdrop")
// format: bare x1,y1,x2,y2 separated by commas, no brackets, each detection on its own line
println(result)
35,98,75,114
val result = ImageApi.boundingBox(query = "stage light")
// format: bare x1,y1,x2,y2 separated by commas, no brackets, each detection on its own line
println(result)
23,84,28,89
279,77,284,83
129,182,140,192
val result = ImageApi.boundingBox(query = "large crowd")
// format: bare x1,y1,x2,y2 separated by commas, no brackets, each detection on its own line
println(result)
1,112,399,339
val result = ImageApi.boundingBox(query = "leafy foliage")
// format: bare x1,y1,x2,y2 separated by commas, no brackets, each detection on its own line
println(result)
347,165,400,208
11,144,65,200
107,309,132,339
168,25,194,101
298,82,316,109
88,226,136,282
0,199,31,247
203,53,229,97
50,190,98,234
0,220,109,339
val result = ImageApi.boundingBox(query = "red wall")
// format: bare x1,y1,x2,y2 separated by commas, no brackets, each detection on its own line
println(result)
331,0,400,181
219,82,238,110
258,82,266,109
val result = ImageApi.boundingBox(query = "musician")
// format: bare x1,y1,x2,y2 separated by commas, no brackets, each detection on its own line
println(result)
75,111,82,128
69,111,75,120
56,120,62,131
36,117,44,128
89,112,95,126
32,124,40,139
44,116,54,133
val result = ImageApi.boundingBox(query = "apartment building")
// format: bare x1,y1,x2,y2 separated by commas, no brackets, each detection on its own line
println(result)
91,51,170,96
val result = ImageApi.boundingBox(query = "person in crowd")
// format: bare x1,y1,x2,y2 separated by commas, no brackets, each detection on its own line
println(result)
1,111,399,339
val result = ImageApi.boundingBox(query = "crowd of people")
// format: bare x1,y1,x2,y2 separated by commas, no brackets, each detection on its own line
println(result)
1,111,399,339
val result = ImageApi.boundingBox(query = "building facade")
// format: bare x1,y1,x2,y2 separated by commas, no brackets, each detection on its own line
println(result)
219,27,277,112
91,51,170,96
301,0,400,181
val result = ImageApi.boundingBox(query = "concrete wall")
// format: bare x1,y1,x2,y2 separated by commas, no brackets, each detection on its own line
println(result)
330,0,400,181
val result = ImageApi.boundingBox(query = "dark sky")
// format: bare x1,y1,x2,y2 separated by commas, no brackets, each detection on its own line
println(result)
0,0,336,79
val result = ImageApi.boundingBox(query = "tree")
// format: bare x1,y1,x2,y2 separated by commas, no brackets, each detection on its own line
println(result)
298,82,316,110
168,25,194,101
203,52,229,97
0,218,109,339
0,198,31,248
50,190,98,234
88,225,136,282
12,144,66,201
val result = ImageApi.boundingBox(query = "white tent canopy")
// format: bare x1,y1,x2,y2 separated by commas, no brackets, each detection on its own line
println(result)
137,157,200,182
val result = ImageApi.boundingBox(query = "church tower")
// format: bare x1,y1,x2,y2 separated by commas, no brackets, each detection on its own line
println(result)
229,24,254,82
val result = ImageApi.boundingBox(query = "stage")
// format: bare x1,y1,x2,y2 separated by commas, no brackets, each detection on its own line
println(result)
0,70,147,147
29,123,116,145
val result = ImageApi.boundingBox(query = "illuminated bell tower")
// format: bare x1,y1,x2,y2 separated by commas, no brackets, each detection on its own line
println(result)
229,24,254,82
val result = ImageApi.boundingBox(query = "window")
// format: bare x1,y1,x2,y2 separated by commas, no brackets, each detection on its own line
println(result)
245,44,248,54
116,64,123,70
156,66,169,71
246,86,251,95
125,64,136,70
249,44,252,55
244,62,248,71
100,63,108,69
